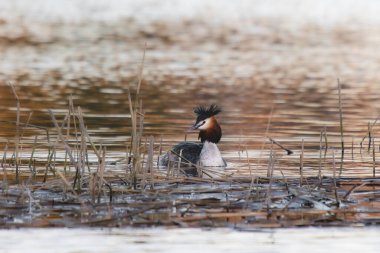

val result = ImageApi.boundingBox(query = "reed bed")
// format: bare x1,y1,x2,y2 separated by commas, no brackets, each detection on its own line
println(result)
0,80,379,229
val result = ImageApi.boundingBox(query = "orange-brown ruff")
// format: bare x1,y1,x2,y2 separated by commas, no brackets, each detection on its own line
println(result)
159,105,226,176
198,116,222,143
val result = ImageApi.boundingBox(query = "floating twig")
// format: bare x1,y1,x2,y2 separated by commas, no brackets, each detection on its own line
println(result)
267,137,293,155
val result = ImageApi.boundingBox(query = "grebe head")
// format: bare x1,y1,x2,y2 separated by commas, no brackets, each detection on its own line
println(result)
190,104,222,143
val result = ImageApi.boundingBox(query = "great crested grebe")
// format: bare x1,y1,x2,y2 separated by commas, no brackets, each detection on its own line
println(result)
159,105,226,175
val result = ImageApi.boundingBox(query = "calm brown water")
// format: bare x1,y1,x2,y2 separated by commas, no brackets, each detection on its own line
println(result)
1,12,380,178
0,0,379,229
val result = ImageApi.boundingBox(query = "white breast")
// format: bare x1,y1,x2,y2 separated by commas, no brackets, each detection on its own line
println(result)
199,141,226,167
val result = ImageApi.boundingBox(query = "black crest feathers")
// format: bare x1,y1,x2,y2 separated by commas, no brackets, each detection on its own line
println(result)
194,104,221,122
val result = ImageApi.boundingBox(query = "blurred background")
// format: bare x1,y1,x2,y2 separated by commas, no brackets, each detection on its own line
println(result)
1,0,380,165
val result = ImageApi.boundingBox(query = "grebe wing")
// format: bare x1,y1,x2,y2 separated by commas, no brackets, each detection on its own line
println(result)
171,142,203,165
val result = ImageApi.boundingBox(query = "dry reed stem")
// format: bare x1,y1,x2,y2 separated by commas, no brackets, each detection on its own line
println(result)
48,109,80,188
69,96,79,173
332,150,339,206
19,112,33,159
136,43,146,97
1,141,9,190
8,82,20,182
148,136,155,189
1,140,9,168
245,147,251,178
19,112,33,136
77,106,97,179
28,136,37,175
245,106,274,208
43,144,54,182
372,137,376,177
360,113,380,152
126,44,146,187
77,107,101,162
166,152,173,177
267,137,293,155
177,149,183,177
265,143,275,209
156,136,163,168
78,108,86,179
56,170,87,208
337,79,344,177
147,136,154,175
300,138,304,187
368,122,372,151
323,126,328,154
127,90,138,188
343,182,368,200
97,146,106,203
138,100,144,139
318,129,323,184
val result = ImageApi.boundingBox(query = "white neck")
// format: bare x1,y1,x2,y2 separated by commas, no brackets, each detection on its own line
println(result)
199,141,226,167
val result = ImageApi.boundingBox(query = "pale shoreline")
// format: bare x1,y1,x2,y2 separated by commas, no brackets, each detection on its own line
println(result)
0,226,378,253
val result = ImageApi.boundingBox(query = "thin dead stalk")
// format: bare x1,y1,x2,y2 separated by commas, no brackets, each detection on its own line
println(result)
300,138,304,187
360,113,380,152
97,146,106,203
265,143,275,210
8,82,20,182
127,90,138,188
337,79,344,177
246,147,251,178
136,43,146,97
245,106,274,208
267,137,293,155
318,129,323,184
372,138,376,177
48,109,80,189
1,141,9,189
343,182,368,200
332,150,340,206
